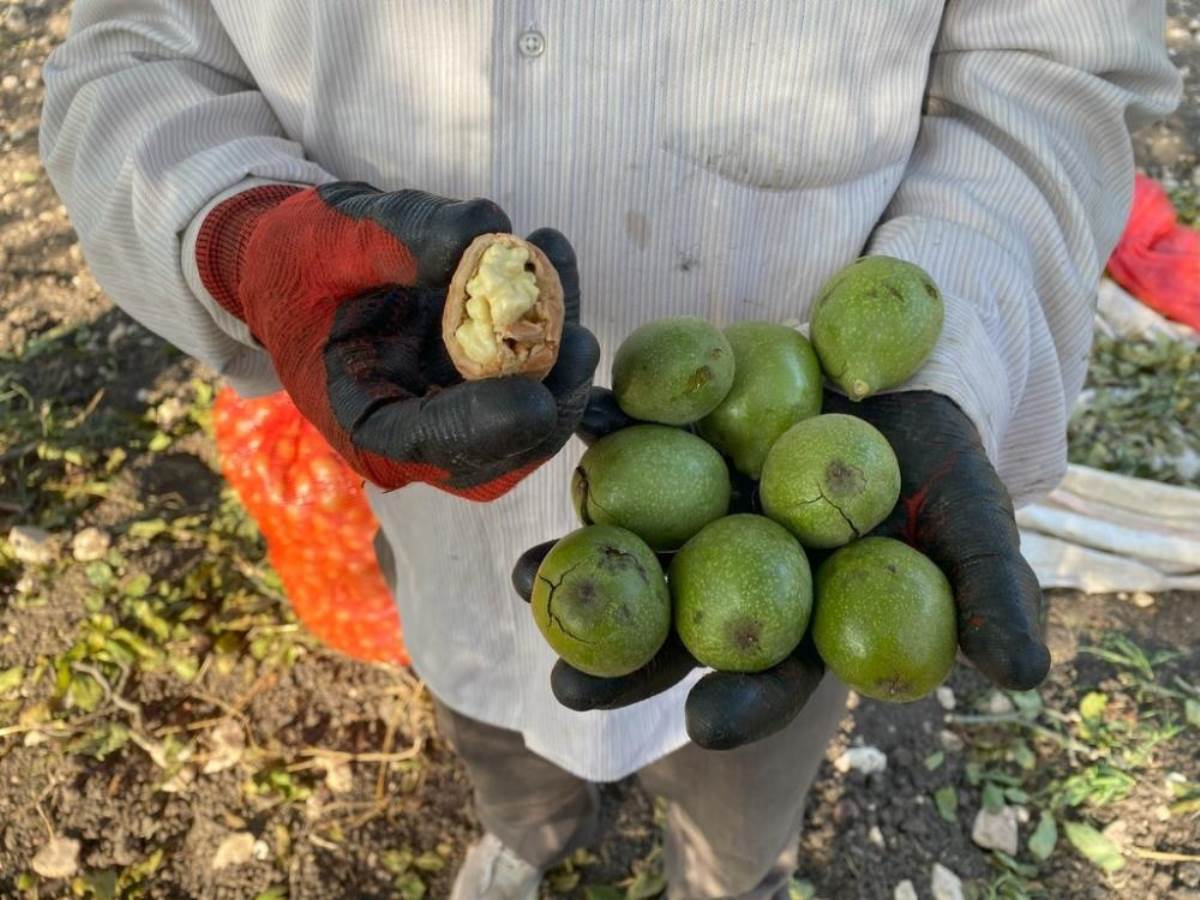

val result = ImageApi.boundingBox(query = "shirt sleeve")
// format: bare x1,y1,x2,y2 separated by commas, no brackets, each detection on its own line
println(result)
865,0,1181,506
38,0,334,395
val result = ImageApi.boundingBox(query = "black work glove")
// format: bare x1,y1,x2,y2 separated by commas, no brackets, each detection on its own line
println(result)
822,390,1050,691
512,387,1049,751
197,182,599,500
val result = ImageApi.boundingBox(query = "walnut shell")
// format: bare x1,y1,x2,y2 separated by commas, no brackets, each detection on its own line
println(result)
442,233,565,381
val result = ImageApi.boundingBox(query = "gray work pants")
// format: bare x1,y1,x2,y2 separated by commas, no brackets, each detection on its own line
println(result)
433,675,847,900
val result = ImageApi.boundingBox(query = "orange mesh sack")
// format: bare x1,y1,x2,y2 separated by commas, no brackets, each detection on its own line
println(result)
213,386,409,665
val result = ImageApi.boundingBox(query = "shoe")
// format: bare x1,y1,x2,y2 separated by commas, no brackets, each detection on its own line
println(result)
450,832,542,900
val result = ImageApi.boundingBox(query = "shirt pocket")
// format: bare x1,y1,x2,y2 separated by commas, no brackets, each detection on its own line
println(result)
656,2,942,192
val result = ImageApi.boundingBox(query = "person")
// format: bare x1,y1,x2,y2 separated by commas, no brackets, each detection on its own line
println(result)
41,3,1179,897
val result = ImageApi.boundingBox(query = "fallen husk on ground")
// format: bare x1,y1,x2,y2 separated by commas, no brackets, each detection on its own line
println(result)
1067,332,1200,488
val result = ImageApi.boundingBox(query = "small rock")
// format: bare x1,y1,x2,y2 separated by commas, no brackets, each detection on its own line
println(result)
894,880,918,900
201,720,245,774
835,746,888,775
1101,819,1129,848
984,691,1015,715
71,526,111,562
252,839,271,861
1,74,18,91
1149,132,1188,167
3,6,28,34
160,765,195,793
1014,805,1030,824
8,525,58,565
936,686,956,710
32,835,80,879
1154,804,1171,822
211,832,255,870
930,863,964,900
155,396,187,430
1131,591,1155,608
972,806,1019,855
1166,21,1192,48
320,758,353,794
47,9,68,39
868,825,885,848
938,729,965,753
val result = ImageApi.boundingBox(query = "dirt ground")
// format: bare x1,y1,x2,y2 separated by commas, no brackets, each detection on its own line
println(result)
2,3,1199,899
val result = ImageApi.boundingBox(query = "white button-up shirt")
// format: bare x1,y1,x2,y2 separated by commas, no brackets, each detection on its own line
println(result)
41,1,1179,780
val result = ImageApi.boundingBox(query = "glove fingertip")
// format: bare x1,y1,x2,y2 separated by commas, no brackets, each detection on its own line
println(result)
525,228,581,323
578,387,637,446
550,662,605,711
512,540,557,603
962,628,1051,692
543,324,600,397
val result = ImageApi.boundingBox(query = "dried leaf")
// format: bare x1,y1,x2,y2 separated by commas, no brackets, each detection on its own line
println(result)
413,852,444,873
211,832,255,871
1010,690,1043,719
1064,821,1124,873
75,868,118,899
934,786,958,823
1068,335,1200,488
32,835,81,879
381,849,413,875
394,873,426,899
548,869,581,891
1028,812,1058,862
1004,787,1030,804
67,721,130,761
982,782,1006,814
0,665,24,696
1079,692,1108,722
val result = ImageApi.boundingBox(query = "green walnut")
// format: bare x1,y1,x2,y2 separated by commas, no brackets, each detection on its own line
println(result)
573,424,730,551
759,413,900,549
813,537,956,702
670,515,813,673
810,256,943,401
531,525,670,677
697,322,823,479
612,316,735,424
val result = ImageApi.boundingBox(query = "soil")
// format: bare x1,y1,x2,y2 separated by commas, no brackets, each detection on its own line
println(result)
2,3,1199,899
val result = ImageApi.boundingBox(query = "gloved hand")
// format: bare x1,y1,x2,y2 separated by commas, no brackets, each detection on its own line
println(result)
196,182,599,500
512,387,1050,750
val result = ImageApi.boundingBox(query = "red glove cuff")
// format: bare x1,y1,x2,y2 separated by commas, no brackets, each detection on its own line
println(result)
194,184,304,322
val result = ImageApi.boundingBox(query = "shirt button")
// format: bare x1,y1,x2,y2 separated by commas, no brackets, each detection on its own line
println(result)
518,29,545,58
